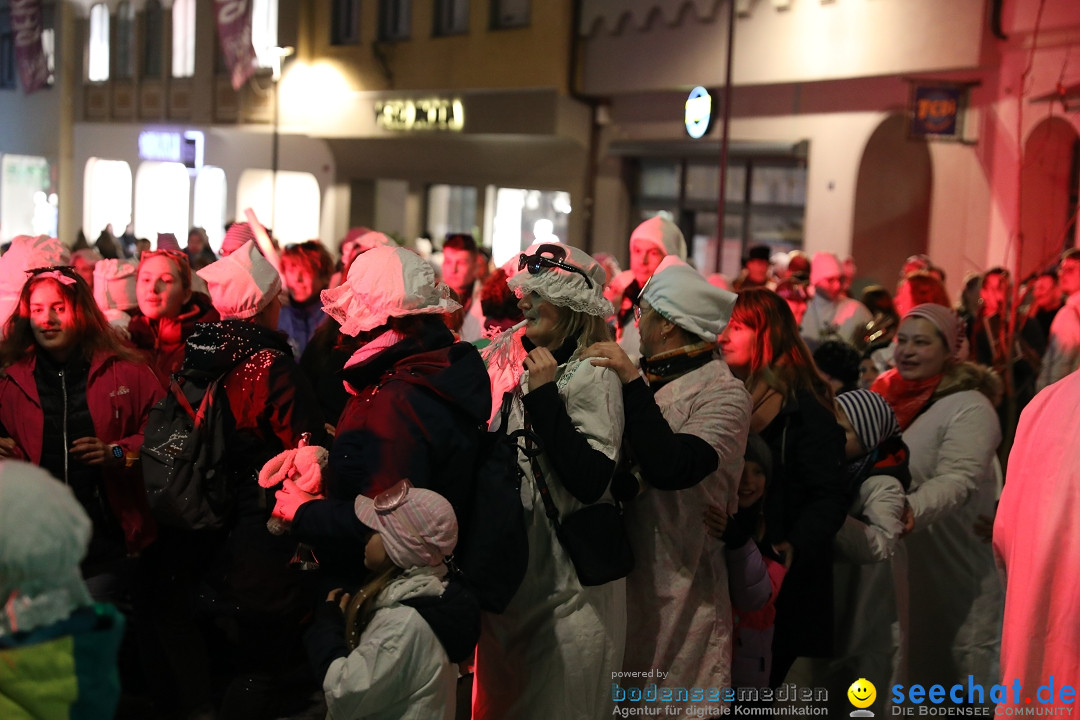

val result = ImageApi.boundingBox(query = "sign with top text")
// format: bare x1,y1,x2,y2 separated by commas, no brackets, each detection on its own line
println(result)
909,83,969,141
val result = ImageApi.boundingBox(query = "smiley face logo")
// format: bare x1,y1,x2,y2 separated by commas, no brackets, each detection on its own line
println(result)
848,678,877,710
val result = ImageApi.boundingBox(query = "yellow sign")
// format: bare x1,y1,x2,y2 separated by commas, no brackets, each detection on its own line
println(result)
375,98,465,132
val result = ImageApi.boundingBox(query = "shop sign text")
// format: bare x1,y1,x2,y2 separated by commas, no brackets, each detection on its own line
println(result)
375,98,465,132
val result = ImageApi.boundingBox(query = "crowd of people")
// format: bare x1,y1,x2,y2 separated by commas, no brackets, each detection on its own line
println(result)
0,216,1076,720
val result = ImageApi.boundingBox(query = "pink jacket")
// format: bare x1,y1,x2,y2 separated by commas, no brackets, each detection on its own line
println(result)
0,351,164,552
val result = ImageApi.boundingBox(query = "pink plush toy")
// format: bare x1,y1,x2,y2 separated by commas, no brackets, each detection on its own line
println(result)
258,437,328,535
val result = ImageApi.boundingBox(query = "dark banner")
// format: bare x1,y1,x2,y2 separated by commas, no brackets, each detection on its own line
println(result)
10,0,50,95
214,0,257,90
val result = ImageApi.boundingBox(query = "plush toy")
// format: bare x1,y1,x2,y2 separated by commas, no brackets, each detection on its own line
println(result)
258,438,328,535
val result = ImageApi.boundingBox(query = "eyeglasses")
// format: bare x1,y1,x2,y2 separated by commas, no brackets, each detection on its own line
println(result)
518,244,593,289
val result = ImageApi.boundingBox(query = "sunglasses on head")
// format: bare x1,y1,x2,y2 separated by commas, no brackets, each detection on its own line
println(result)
518,244,593,289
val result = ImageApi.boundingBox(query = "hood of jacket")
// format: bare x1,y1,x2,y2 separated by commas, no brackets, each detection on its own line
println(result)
181,319,292,377
340,318,491,426
378,566,480,664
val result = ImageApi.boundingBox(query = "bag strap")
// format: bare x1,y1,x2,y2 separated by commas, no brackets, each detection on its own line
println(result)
522,409,563,530
185,347,276,430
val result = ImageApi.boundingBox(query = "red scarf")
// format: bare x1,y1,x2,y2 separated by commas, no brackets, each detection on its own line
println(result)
870,368,942,430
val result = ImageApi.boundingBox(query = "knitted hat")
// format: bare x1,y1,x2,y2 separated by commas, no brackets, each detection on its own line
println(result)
903,302,962,358
629,216,687,260
836,389,900,455
641,255,736,342
810,252,842,285
0,461,93,636
197,240,282,319
508,242,612,318
745,245,771,264
156,233,181,252
221,222,259,257
321,245,460,336
93,259,139,312
354,480,458,569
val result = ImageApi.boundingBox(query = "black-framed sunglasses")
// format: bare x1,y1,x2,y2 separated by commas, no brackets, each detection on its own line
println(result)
518,244,593,289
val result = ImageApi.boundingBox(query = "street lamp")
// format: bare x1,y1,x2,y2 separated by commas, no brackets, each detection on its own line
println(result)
268,45,294,232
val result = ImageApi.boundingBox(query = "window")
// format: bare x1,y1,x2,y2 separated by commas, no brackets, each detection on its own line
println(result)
331,0,361,45
83,159,133,241
433,0,468,36
87,3,110,82
491,0,529,29
252,0,279,69
236,170,321,245
143,0,163,77
135,162,191,239
172,0,195,78
379,0,411,40
193,168,228,253
115,1,134,79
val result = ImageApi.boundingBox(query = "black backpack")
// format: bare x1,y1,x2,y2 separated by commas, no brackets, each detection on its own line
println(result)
141,351,260,531
450,391,532,614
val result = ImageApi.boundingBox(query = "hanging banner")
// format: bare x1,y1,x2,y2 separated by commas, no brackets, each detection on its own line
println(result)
214,0,257,90
10,0,50,95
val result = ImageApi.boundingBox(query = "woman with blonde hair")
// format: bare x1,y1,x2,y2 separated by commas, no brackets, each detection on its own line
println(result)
474,243,626,720
718,288,848,686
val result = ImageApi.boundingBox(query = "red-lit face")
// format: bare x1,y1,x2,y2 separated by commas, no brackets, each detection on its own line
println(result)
29,281,80,362
1033,275,1060,310
442,247,477,294
745,259,769,284
980,273,1008,316
72,256,96,288
815,275,843,302
137,255,190,320
630,239,665,287
719,319,755,379
283,261,326,304
1060,259,1080,297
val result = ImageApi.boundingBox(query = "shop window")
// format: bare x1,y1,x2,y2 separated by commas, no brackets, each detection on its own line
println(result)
172,0,196,78
491,0,529,29
331,0,361,45
634,157,806,277
194,167,228,253
487,187,571,267
236,169,320,245
143,0,163,78
427,184,478,246
83,159,132,241
1,155,57,242
87,3,109,82
115,1,134,79
252,0,279,69
134,162,190,239
379,0,411,41
434,0,468,37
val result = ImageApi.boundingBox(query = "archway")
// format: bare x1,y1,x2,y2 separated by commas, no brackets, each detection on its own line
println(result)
851,114,933,291
1019,117,1079,281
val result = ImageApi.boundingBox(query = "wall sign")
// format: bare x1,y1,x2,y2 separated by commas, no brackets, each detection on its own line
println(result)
138,130,204,170
375,98,465,132
684,86,713,139
909,83,969,141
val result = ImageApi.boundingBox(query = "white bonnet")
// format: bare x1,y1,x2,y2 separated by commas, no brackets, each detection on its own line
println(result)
197,240,282,319
641,256,737,342
93,258,139,312
321,245,460,336
629,217,687,260
507,242,613,318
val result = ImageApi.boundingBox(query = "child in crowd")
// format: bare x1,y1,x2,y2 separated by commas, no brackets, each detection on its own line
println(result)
0,460,125,719
303,480,479,720
705,433,786,689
